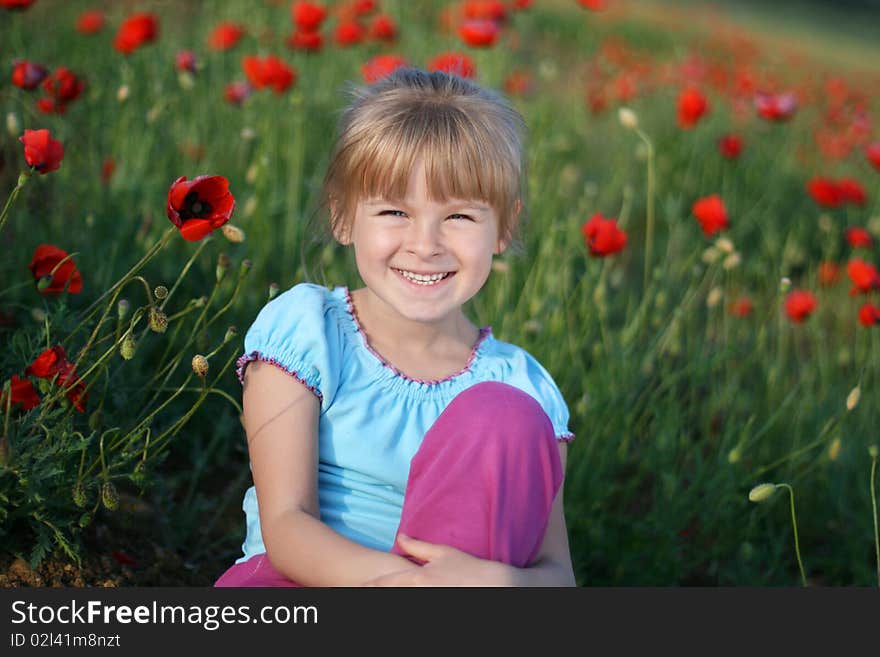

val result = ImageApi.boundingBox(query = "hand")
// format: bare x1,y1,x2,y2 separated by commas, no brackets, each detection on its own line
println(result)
361,534,513,587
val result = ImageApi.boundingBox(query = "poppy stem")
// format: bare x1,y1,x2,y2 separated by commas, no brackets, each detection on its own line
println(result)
776,483,808,587
871,453,879,587
0,170,30,237
635,128,656,294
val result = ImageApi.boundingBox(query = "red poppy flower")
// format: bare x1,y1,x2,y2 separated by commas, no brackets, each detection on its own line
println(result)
286,30,324,52
784,290,817,324
361,54,408,84
580,213,627,257
806,177,843,208
859,302,880,327
0,374,40,412
242,55,296,94
718,134,742,159
334,21,366,46
504,70,534,96
25,345,87,412
19,129,64,174
464,1,508,22
677,87,709,128
729,297,753,318
846,226,872,249
292,1,327,32
368,14,397,41
114,13,159,55
166,175,236,241
754,91,797,122
29,244,83,294
75,10,104,34
112,550,138,567
208,22,244,51
837,178,866,206
223,80,252,105
42,67,85,105
351,0,376,14
101,157,116,185
817,261,841,287
846,258,880,295
577,0,607,9
427,52,475,78
11,60,48,89
1,0,35,9
867,142,880,170
458,19,500,47
175,50,197,74
691,194,728,236
36,97,65,114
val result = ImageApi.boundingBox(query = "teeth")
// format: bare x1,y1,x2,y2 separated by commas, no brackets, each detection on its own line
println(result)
397,269,450,284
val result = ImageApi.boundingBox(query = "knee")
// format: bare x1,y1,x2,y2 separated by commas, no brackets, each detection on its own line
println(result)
449,381,555,442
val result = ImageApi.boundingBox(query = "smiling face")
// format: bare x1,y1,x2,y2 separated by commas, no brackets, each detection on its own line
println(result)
336,157,509,330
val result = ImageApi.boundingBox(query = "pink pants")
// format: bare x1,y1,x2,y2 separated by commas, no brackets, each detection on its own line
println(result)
213,381,563,587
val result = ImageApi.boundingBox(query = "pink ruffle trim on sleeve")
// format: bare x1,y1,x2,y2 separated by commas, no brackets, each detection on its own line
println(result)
235,351,323,402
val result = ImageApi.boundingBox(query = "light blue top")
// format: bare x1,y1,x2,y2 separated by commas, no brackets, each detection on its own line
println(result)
234,282,574,563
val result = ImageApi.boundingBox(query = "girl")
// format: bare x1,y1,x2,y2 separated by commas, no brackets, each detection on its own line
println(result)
214,68,576,587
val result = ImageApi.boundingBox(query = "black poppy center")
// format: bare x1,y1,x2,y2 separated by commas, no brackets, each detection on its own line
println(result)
179,191,213,220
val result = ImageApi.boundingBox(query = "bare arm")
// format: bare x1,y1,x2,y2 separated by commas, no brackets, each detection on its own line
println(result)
243,361,416,586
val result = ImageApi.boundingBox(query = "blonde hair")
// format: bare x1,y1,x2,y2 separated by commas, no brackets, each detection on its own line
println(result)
321,67,527,254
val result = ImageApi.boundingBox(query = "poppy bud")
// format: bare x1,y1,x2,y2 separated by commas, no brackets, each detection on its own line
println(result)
779,277,791,292
242,196,257,218
268,282,280,300
101,481,119,510
223,326,239,344
706,287,723,309
36,275,53,291
194,295,208,308
72,482,88,508
241,127,257,141
117,298,130,321
131,461,147,487
88,409,102,431
6,112,20,138
722,252,741,270
245,162,259,184
120,333,136,360
727,446,741,464
222,224,245,243
239,259,252,277
148,306,168,333
715,237,735,254
846,386,860,411
216,253,231,282
117,85,130,102
618,107,639,130
31,308,46,323
828,437,841,462
78,512,92,528
154,285,168,300
748,483,777,503
701,246,720,264
870,445,879,459
191,354,209,377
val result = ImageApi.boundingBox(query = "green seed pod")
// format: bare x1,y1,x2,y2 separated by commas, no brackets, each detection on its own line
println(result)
216,253,231,282
120,332,137,360
101,481,119,510
268,283,280,300
78,512,92,528
131,461,147,487
37,275,53,291
748,483,777,503
239,258,252,277
72,482,88,508
154,285,168,300
117,299,130,321
148,306,168,333
224,326,239,344
870,445,879,459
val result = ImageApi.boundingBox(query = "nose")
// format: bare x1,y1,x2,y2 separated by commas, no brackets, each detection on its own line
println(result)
404,219,444,258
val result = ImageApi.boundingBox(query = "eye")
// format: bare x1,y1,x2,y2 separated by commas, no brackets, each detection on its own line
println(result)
378,209,407,217
448,213,474,221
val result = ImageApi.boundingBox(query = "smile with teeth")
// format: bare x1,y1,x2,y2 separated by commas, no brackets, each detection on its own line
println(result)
394,268,454,286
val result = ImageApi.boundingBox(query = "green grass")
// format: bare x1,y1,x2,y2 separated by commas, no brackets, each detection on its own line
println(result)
1,0,879,585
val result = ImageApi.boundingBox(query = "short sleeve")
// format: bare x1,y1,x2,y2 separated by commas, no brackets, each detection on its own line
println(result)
508,350,575,443
235,283,342,411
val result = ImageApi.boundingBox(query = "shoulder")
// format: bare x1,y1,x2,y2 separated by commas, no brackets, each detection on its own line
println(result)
481,335,575,442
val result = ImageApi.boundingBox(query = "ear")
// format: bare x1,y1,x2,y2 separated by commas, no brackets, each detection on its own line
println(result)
330,199,351,245
494,199,521,255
